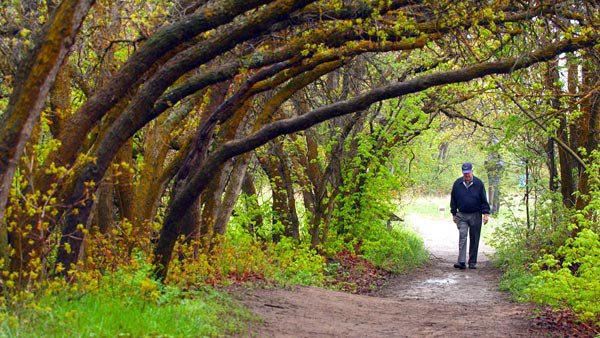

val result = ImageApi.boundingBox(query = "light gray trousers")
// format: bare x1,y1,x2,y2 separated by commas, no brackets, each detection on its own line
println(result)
455,211,482,265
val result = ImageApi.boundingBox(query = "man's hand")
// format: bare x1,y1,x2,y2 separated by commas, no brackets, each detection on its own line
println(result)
453,215,457,223
483,214,489,224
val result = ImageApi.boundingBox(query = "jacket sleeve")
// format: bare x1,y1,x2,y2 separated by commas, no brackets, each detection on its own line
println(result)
450,182,457,215
480,183,491,214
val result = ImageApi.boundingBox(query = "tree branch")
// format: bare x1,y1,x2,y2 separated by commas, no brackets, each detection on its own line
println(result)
496,81,587,168
167,34,597,242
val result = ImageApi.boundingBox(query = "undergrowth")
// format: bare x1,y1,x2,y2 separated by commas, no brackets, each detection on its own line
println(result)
0,257,253,337
490,184,600,327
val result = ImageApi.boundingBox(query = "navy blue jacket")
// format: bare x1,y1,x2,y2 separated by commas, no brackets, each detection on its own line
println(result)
450,176,491,215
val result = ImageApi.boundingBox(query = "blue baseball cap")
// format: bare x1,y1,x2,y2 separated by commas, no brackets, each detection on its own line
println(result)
461,162,473,173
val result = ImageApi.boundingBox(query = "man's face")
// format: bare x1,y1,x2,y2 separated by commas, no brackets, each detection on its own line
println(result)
463,172,473,182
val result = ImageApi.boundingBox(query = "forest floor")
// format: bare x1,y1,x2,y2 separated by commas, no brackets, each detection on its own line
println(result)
232,214,570,337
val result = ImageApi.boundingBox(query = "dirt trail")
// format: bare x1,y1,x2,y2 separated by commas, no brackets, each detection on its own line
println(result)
235,213,544,337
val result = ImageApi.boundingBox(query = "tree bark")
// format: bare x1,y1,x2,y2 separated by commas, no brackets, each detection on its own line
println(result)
484,136,503,215
152,37,596,279
114,139,135,221
574,55,600,216
57,0,317,272
544,61,560,193
557,60,578,207
95,172,115,234
53,0,275,169
259,147,292,242
0,0,94,230
273,140,300,239
213,155,251,237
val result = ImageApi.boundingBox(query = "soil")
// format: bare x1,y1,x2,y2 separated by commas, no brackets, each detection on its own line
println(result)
232,214,558,337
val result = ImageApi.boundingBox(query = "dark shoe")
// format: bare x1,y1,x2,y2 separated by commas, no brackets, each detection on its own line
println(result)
468,264,476,269
453,263,466,270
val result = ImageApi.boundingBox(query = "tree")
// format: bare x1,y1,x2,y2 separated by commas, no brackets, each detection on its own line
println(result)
0,0,94,238
0,0,596,281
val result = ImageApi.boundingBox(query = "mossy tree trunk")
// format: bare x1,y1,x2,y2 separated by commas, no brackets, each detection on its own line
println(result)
0,0,94,259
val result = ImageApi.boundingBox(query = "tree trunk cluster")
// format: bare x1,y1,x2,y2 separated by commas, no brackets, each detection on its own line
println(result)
0,0,597,282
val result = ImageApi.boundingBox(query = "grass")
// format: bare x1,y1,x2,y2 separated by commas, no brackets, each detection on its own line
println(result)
401,195,450,220
1,282,255,337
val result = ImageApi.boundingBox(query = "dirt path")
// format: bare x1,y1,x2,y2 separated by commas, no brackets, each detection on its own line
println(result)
235,214,544,337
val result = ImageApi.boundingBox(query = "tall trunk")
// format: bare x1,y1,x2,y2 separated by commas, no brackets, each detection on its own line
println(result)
132,94,202,226
574,58,600,213
208,98,255,245
170,83,231,254
272,140,300,239
114,140,135,221
544,61,560,193
524,159,531,238
546,137,557,191
319,188,339,247
95,172,116,234
241,172,263,235
132,119,171,226
180,199,202,247
297,111,362,248
484,140,503,215
259,151,292,242
213,155,251,237
557,61,578,207
199,163,229,248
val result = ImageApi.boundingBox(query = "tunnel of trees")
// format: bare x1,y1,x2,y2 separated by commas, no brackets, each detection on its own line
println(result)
0,0,598,326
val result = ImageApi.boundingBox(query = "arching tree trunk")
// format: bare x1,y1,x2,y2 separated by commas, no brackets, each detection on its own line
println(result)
151,35,596,281
0,0,94,239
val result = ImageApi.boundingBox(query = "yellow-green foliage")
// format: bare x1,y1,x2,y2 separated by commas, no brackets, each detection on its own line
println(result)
361,226,428,273
0,258,252,337
267,236,326,286
167,231,326,287
494,151,600,325
528,229,600,323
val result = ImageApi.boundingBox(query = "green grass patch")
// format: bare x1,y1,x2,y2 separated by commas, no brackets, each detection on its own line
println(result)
1,275,254,337
497,265,534,301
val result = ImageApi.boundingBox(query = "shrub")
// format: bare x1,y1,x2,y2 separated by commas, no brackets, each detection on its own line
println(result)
267,236,326,286
527,229,600,323
361,226,428,273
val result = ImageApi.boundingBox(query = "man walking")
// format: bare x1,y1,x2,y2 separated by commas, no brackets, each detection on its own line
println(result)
450,162,490,269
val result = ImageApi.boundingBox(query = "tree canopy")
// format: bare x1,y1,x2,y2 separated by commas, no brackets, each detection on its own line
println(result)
0,0,598,307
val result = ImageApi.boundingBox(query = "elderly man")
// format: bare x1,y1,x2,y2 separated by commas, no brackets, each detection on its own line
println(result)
450,162,490,269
